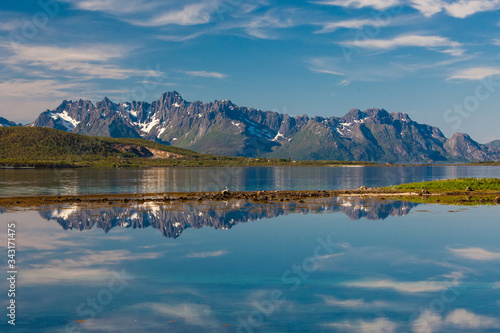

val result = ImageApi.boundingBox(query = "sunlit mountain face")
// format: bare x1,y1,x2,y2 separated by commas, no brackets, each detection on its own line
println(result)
28,92,500,162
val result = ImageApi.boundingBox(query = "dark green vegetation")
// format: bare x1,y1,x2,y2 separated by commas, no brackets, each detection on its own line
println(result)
0,127,375,168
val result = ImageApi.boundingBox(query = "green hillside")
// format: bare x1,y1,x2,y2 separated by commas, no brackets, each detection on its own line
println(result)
0,127,200,167
0,127,373,168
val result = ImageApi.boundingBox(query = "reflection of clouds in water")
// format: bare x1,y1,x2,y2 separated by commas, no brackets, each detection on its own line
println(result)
393,255,472,273
131,302,217,328
342,279,452,293
18,232,77,250
319,295,393,309
20,250,159,285
325,317,397,333
412,309,500,333
449,247,500,260
445,309,500,329
71,302,221,332
412,310,442,333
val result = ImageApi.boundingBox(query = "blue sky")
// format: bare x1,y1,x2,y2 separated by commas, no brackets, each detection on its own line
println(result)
0,0,499,142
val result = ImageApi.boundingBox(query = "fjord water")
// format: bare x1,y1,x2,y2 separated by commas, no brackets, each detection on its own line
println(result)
1,165,500,197
1,199,500,332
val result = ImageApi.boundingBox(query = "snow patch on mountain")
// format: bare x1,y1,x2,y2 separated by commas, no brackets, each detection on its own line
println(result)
48,111,80,130
133,114,160,134
272,132,291,142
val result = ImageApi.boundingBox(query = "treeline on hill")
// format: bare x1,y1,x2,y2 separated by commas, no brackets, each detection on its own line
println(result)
0,127,198,167
0,127,375,168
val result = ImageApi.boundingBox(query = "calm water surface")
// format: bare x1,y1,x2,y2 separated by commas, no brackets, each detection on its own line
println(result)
1,198,500,332
1,165,500,197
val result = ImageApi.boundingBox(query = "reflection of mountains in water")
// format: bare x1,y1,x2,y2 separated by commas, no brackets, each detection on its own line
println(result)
39,198,418,239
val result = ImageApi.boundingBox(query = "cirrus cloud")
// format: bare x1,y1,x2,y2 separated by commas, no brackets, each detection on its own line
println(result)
449,67,500,80
410,0,500,18
184,70,228,79
312,0,401,10
449,247,500,260
341,34,464,56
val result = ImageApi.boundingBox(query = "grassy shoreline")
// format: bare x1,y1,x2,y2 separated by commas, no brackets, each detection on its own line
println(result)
1,178,499,209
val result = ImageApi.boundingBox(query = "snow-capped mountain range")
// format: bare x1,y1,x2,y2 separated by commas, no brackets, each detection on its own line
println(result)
4,91,500,162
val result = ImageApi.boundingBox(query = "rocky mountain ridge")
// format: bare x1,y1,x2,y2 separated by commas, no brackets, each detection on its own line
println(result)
22,91,500,162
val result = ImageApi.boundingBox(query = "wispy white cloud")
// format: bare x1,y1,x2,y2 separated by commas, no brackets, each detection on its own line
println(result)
185,250,227,258
311,68,345,75
343,278,450,293
61,0,160,14
308,57,344,76
444,309,500,329
410,0,500,18
342,34,464,56
444,0,500,18
127,2,215,27
315,18,390,33
449,247,500,260
238,8,298,39
492,38,500,45
0,79,84,98
410,0,445,16
184,71,228,79
0,20,23,31
156,31,208,42
449,67,500,80
312,0,401,10
325,317,398,332
1,44,162,80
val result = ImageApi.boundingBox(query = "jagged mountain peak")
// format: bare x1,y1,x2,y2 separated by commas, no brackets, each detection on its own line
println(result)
27,91,500,163
96,97,119,112
390,112,412,122
161,91,183,99
450,132,473,140
445,132,500,162
342,109,367,122
364,108,392,122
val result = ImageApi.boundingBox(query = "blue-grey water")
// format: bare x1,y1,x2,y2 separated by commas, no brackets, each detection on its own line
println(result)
1,198,500,332
1,165,500,197
1,167,500,332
